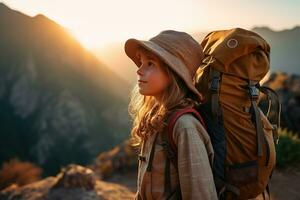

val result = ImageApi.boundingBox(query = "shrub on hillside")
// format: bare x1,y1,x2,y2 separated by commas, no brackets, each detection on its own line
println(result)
276,128,300,169
0,158,42,190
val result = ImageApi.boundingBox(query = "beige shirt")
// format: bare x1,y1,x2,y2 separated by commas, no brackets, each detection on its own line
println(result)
134,113,218,200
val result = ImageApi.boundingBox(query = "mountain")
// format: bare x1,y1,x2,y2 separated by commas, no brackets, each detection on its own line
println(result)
92,26,300,85
0,3,131,176
252,26,300,74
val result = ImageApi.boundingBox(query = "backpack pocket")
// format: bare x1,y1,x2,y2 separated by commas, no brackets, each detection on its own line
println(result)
226,160,258,185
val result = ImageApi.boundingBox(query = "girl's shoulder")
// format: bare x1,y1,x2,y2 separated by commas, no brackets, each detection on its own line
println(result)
171,112,214,162
170,112,208,141
173,112,204,131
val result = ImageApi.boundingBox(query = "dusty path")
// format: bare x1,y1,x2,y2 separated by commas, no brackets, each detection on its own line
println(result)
105,170,137,192
269,169,300,200
107,169,300,200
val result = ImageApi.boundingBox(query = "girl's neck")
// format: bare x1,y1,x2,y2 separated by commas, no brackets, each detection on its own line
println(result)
154,93,163,103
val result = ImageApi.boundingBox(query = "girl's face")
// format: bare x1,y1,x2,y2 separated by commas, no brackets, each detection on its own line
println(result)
136,49,171,101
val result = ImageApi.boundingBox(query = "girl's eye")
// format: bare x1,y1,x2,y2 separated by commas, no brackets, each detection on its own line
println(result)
148,61,154,66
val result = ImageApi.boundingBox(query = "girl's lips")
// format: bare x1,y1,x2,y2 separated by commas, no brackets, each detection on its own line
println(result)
138,80,147,83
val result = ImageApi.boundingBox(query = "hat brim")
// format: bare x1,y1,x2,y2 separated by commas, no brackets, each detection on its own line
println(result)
124,38,203,102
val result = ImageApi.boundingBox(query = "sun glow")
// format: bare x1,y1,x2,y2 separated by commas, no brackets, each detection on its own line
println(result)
2,0,208,49
2,0,300,49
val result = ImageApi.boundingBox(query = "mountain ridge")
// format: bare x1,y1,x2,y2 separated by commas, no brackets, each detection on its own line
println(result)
93,25,300,85
0,2,131,176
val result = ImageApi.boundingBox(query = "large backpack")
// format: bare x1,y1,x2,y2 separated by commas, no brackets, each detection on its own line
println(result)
157,28,281,200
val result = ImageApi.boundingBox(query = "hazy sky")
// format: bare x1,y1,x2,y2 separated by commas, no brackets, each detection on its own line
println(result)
2,0,300,49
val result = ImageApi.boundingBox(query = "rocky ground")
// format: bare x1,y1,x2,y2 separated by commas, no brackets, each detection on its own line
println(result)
0,164,135,200
1,135,299,200
1,165,299,200
106,168,300,200
269,168,300,200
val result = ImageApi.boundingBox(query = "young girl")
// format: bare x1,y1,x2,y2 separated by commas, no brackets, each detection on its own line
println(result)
124,30,218,200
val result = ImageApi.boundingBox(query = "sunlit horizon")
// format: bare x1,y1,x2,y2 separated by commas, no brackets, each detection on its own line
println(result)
2,0,300,49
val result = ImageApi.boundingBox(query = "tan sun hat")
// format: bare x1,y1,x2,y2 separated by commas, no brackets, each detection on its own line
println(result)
124,30,204,102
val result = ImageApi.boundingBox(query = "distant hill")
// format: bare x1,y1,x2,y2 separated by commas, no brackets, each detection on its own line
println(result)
0,3,131,176
93,26,300,85
252,26,300,74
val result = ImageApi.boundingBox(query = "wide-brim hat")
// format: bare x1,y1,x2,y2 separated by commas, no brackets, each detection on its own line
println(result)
124,30,204,102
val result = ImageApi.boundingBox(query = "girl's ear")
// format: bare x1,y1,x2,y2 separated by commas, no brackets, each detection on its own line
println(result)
163,64,173,85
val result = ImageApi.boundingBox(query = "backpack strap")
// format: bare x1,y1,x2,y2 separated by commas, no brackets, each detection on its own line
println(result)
146,132,159,172
160,107,206,197
247,80,265,157
165,107,207,155
258,85,282,145
258,86,281,197
210,69,222,120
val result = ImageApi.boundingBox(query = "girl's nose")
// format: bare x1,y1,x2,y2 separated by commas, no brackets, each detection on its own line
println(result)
136,66,144,76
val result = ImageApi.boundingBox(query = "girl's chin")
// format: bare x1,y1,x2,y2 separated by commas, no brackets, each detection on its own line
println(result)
138,89,148,95
138,88,152,96
138,90,160,98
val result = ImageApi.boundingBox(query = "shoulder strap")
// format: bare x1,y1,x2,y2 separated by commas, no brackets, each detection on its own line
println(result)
210,69,222,120
161,107,206,198
147,106,206,172
166,107,207,155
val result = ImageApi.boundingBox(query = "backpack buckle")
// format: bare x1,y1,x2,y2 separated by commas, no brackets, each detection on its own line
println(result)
210,77,220,93
248,85,259,100
138,154,146,162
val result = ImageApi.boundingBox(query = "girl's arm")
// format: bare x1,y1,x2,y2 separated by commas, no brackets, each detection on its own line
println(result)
173,114,218,200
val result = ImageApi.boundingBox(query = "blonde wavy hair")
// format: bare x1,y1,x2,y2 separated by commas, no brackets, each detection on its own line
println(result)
128,47,200,151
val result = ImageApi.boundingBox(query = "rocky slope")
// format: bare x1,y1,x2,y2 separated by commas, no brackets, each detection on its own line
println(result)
0,164,135,200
